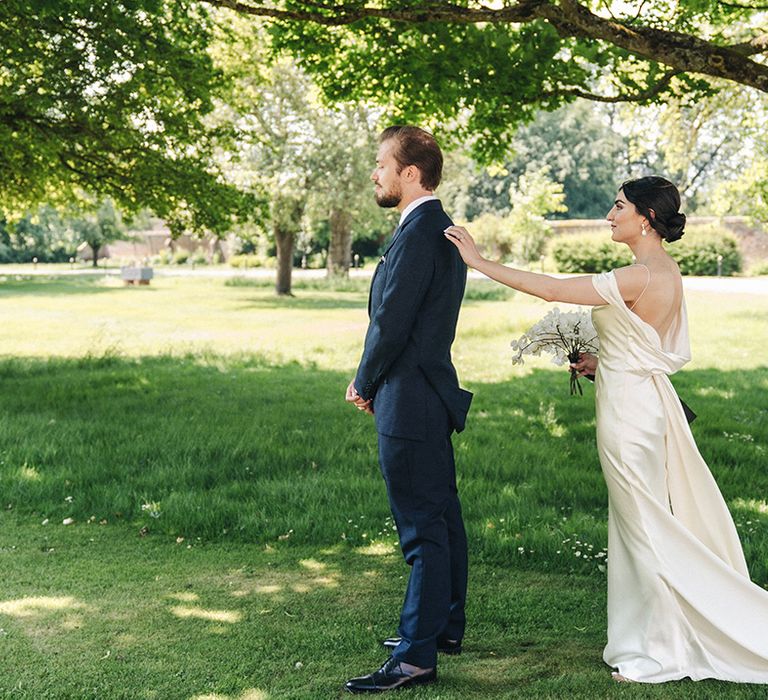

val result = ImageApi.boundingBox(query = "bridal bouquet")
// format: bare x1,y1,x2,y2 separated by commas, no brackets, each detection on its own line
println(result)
511,308,600,395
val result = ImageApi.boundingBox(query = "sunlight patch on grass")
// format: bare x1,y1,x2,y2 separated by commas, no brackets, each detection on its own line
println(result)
18,464,41,481
732,498,768,515
191,691,268,700
356,541,398,556
290,575,339,593
168,592,200,603
0,596,86,617
298,558,326,571
60,615,84,630
219,566,342,599
169,606,242,624
537,401,567,438
695,386,736,399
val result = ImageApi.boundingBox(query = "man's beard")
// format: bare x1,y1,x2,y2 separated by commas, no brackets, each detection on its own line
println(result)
374,185,401,209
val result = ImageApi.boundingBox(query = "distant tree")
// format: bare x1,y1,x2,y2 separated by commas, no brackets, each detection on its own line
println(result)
224,54,315,295
451,102,623,220
712,160,768,224
70,199,130,267
305,104,388,277
617,84,767,212
0,206,78,263
471,168,567,262
214,18,388,290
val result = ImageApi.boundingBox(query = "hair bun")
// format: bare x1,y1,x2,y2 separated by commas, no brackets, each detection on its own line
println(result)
621,176,686,243
663,212,686,243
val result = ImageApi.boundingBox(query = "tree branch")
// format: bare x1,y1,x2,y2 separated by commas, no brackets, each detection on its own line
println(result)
200,0,768,93
729,33,768,55
203,0,545,25
717,0,768,9
541,70,682,103
541,0,768,92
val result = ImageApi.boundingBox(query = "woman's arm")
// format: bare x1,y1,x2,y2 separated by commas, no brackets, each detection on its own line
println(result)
444,225,647,306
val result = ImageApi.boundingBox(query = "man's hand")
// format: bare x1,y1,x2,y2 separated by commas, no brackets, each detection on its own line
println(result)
346,379,374,415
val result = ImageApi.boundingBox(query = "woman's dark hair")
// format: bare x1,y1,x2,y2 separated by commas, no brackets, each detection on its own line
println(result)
380,125,443,190
621,176,686,243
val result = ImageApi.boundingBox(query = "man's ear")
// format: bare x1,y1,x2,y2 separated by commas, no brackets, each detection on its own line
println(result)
403,164,420,183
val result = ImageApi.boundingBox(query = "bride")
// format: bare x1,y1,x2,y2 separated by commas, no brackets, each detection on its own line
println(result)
445,176,768,684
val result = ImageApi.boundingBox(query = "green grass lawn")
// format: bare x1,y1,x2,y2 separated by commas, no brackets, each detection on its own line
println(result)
0,273,766,699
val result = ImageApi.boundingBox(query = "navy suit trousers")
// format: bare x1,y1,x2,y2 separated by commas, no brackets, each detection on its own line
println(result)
377,387,468,669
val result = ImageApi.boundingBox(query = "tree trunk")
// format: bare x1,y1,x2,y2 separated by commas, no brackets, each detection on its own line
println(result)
91,243,100,267
208,236,223,264
274,226,295,296
326,208,353,278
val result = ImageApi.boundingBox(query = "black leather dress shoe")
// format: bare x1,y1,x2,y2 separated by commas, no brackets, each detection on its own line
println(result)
344,656,436,693
382,636,462,655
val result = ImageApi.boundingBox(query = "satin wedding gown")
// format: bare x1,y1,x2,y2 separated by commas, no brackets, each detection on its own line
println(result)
591,270,768,684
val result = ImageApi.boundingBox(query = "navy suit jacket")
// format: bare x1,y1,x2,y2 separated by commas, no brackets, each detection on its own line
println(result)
354,200,472,441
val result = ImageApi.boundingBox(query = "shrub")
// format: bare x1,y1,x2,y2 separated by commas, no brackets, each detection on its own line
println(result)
468,169,566,265
154,249,173,265
551,226,743,276
463,280,514,301
510,218,554,264
304,251,327,269
229,254,276,269
172,250,190,265
188,250,208,266
469,212,554,265
668,226,742,276
749,259,768,276
551,233,633,273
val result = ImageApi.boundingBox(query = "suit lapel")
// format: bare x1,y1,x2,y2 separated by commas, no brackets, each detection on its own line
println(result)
366,201,443,317
368,222,400,317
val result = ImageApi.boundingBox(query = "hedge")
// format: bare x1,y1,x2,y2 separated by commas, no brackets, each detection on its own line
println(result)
551,225,742,276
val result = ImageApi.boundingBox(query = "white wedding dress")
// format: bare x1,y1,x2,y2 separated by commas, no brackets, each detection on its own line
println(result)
591,270,768,684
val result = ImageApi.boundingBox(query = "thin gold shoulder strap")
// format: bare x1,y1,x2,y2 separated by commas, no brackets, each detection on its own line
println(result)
629,263,651,311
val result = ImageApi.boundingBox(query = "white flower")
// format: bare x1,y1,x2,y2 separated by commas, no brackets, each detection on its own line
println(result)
141,502,162,519
62,517,74,525
510,308,599,394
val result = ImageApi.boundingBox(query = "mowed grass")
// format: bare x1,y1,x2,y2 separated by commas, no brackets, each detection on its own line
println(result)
0,272,766,699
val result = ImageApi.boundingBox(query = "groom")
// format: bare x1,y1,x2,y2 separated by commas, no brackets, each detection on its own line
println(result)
344,126,473,693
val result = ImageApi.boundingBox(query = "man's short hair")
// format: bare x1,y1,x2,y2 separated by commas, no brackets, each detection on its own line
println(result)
380,126,443,191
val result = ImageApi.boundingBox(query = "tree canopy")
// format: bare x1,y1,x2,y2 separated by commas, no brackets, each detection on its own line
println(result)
1,0,255,232
205,0,768,159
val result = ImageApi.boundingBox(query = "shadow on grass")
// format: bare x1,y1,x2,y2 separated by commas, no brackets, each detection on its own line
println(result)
0,354,765,577
1,521,762,699
226,277,514,310
0,517,611,698
237,294,367,311
0,275,132,297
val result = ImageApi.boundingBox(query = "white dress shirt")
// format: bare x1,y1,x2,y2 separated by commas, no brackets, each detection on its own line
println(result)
398,195,439,227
